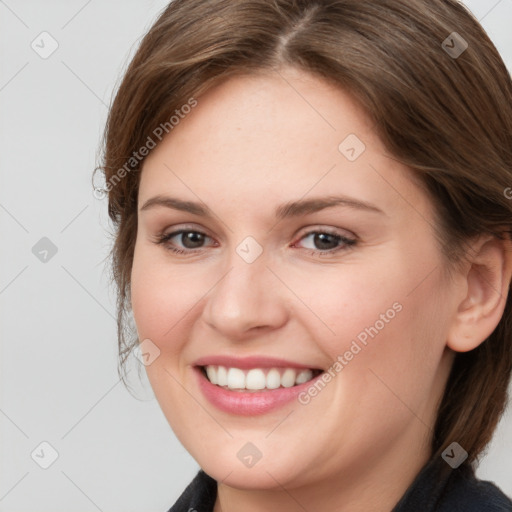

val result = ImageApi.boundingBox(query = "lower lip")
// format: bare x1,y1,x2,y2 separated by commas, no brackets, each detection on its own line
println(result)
195,367,324,416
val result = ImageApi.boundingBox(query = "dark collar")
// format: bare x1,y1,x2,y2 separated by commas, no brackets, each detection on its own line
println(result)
168,456,512,511
391,454,512,511
167,469,217,512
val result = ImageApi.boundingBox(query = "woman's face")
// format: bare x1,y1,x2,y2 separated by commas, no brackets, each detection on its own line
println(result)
131,67,459,492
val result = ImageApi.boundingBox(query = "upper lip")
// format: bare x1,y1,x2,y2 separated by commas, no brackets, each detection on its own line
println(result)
193,355,322,371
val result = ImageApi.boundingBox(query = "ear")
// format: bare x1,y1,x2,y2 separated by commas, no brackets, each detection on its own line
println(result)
447,232,512,353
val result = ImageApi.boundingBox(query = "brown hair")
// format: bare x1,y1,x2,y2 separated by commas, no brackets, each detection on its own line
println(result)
98,0,512,476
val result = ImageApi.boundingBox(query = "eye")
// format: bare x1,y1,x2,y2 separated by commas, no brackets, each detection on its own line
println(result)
293,229,357,255
154,229,215,255
153,227,357,257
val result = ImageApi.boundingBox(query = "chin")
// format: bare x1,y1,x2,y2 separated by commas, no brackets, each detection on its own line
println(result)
195,449,311,490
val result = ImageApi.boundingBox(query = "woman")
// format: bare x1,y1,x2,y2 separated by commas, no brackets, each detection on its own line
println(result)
97,0,512,510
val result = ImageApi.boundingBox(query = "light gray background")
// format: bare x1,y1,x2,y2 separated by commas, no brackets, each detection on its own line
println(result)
1,1,511,510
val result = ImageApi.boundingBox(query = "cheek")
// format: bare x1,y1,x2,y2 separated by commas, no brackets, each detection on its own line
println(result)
327,269,450,437
281,259,405,356
130,245,195,355
299,269,448,457
297,247,448,380
130,233,201,315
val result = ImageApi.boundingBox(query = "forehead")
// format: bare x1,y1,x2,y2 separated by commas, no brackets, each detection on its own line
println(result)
138,68,431,223
148,68,376,162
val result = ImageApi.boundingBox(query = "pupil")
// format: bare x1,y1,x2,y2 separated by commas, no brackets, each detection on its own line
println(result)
183,232,204,249
315,233,337,250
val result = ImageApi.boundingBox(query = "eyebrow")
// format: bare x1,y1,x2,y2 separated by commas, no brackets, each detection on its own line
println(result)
139,194,385,219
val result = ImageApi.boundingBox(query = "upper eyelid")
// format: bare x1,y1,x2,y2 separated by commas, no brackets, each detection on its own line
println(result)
161,224,353,237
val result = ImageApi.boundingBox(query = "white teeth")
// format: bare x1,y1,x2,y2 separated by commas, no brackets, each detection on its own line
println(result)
227,368,245,389
295,369,313,385
206,366,217,385
203,365,318,390
266,368,281,389
217,366,228,386
245,369,266,390
281,368,296,388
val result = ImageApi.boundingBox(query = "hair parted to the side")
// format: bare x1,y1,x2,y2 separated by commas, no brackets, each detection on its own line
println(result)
98,0,512,478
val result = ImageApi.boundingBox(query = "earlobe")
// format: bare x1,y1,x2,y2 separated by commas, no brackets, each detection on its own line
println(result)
446,233,512,353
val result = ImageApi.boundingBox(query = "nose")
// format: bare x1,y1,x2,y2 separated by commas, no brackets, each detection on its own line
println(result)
201,248,289,340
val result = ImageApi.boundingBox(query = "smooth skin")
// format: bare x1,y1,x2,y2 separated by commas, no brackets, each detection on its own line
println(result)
130,66,512,512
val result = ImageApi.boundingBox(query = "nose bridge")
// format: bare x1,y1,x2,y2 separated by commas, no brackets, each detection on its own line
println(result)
202,239,287,336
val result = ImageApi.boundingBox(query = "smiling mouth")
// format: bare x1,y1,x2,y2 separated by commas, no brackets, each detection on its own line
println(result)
199,365,323,392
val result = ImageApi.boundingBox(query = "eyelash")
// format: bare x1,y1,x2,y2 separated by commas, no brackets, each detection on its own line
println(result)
154,227,357,257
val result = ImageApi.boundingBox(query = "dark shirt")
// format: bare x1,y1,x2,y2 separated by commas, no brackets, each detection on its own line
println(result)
167,455,512,511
